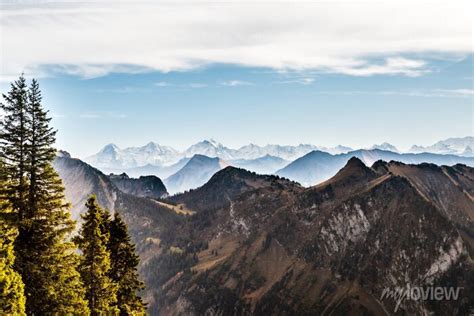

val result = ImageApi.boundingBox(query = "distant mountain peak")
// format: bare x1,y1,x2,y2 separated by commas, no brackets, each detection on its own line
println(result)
101,143,120,153
202,139,221,147
143,141,158,149
408,136,473,156
370,142,398,152
189,153,220,162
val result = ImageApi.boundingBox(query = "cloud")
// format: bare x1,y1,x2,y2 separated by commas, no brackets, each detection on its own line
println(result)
278,77,315,85
1,0,472,79
153,81,208,88
220,80,252,86
438,89,474,96
333,57,429,77
154,81,172,87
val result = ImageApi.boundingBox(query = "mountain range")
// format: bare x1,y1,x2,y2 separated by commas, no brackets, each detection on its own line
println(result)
118,148,473,195
276,148,474,186
85,137,473,179
85,139,354,172
53,152,474,315
410,136,474,156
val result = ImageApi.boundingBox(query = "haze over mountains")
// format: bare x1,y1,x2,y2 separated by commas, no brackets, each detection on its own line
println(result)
277,148,474,186
84,136,474,194
85,139,354,172
86,137,473,171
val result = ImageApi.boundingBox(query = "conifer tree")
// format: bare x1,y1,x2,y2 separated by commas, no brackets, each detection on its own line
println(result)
26,79,57,217
1,77,89,314
0,75,29,220
0,161,26,315
77,196,118,315
109,212,146,315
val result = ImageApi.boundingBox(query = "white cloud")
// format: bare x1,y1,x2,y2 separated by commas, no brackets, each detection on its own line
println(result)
278,77,315,85
220,80,252,86
153,81,208,88
1,0,472,79
333,57,429,77
438,89,474,96
154,81,172,87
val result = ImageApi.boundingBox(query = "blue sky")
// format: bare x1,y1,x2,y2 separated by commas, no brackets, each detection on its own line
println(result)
0,1,472,158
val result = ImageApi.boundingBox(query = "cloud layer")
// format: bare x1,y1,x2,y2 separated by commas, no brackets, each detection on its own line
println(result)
1,0,472,79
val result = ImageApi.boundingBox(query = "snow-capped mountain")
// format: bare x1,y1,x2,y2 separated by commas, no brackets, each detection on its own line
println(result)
184,139,235,160
409,136,473,156
84,136,473,175
85,142,180,169
370,142,399,152
85,140,353,172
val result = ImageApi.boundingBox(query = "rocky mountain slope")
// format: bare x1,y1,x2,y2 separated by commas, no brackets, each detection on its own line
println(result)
277,149,474,186
54,153,474,315
53,154,182,238
108,173,168,199
149,159,473,315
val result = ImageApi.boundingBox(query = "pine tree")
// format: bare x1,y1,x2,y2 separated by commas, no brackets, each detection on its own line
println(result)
0,75,29,221
26,79,57,217
77,196,118,315
0,161,26,315
109,212,146,315
1,77,89,314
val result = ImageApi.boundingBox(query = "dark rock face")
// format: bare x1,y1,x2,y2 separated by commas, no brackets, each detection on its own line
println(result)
109,173,168,199
150,161,474,315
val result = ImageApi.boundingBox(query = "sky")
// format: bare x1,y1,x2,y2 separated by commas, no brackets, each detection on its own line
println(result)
0,0,473,158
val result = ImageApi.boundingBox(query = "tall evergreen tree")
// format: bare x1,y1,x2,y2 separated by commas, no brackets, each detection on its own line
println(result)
0,77,89,314
0,75,29,220
77,196,118,315
26,79,57,217
0,161,26,315
109,212,146,315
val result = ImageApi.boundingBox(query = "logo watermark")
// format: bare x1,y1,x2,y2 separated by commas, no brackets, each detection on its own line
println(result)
380,284,463,312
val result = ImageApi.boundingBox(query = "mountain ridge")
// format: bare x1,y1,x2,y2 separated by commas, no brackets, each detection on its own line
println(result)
277,148,474,186
53,154,474,314
84,136,473,179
